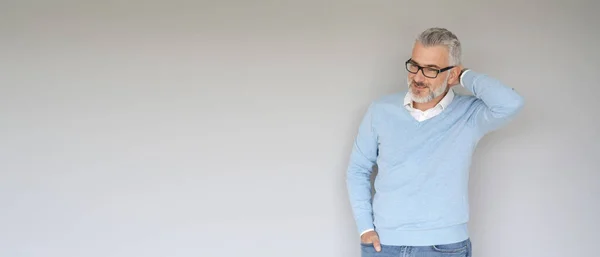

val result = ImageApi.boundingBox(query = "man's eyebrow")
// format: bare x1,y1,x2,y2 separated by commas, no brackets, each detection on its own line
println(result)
409,60,441,69
423,64,441,69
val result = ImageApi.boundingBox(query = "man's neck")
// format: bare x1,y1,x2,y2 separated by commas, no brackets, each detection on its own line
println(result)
413,90,448,111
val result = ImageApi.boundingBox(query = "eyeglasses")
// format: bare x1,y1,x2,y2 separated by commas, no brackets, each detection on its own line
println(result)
405,59,455,78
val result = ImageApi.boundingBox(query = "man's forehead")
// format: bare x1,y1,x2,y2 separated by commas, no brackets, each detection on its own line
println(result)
410,42,449,67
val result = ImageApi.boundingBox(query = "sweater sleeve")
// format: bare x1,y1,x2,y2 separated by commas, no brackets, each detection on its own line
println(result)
462,71,525,136
346,103,379,235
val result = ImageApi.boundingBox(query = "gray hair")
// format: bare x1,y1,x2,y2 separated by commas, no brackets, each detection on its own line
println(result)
416,28,462,66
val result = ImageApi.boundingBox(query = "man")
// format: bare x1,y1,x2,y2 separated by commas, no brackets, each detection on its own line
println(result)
346,27,524,257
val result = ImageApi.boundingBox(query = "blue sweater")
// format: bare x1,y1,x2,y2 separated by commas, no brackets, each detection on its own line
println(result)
346,71,524,246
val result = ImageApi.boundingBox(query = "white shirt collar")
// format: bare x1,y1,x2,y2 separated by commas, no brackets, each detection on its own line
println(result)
404,88,455,110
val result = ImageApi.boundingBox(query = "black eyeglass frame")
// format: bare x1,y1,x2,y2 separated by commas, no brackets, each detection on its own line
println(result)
405,59,455,78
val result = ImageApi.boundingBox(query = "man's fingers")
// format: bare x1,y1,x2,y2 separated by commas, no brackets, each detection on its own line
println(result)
372,237,381,252
360,231,382,252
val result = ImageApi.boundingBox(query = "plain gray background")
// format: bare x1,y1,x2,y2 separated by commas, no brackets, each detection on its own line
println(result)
1,1,599,256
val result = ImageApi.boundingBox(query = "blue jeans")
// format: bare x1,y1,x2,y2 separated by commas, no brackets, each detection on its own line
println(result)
361,238,471,257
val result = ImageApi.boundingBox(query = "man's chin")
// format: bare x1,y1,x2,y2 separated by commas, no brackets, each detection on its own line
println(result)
409,93,431,103
410,90,428,98
412,98,430,104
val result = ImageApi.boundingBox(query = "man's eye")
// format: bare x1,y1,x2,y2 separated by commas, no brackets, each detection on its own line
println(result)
423,68,438,75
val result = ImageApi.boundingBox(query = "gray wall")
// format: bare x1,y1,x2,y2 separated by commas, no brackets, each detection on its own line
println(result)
1,1,598,257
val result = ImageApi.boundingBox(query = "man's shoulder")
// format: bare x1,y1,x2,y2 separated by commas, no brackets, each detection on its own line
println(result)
453,92,476,100
452,91,481,106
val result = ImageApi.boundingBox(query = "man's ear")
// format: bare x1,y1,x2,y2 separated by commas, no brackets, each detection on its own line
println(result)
447,66,461,86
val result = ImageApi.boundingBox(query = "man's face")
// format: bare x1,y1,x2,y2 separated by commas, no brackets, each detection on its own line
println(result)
407,42,452,103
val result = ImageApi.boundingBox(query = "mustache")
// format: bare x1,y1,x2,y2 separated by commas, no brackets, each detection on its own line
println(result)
410,81,429,88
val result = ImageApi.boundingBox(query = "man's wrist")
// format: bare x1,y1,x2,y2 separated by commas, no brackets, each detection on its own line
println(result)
360,228,375,237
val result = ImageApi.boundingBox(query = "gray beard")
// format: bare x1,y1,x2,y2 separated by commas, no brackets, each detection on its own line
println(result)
406,75,449,103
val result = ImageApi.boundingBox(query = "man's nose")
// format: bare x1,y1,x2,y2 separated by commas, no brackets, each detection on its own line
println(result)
413,69,426,83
